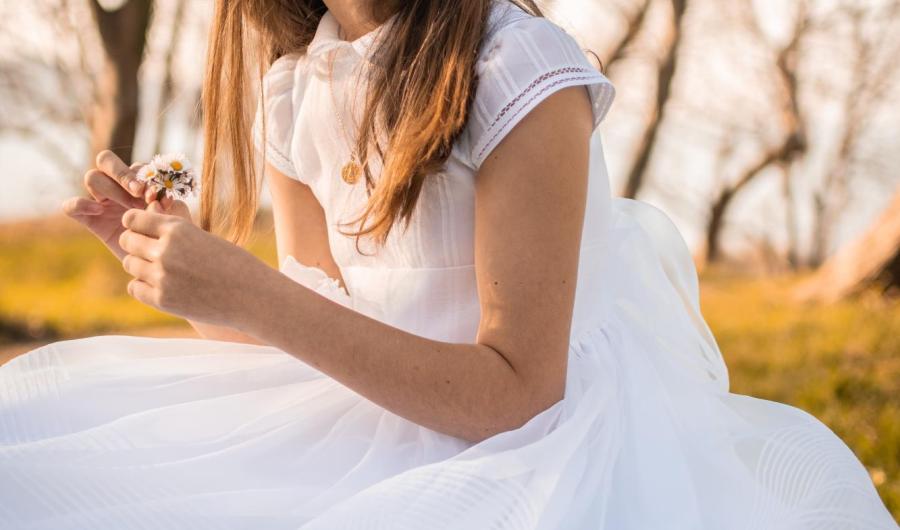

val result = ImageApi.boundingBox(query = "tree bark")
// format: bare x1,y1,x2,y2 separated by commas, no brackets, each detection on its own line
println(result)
782,166,800,269
806,1,900,266
795,188,900,301
702,0,808,265
605,0,650,69
704,136,801,262
89,0,153,164
621,0,688,199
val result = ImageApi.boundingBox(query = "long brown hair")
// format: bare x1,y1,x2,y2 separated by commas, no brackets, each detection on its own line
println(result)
200,0,542,248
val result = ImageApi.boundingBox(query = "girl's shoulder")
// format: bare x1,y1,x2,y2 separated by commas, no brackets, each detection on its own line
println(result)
482,0,539,42
479,0,585,53
462,1,616,169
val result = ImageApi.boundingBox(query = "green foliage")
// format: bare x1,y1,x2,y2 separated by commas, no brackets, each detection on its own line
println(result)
0,218,897,520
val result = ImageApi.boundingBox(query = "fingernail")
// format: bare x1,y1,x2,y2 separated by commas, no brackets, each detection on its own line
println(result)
129,181,142,193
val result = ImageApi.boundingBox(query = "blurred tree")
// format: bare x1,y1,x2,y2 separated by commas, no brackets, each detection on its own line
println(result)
89,0,153,164
684,0,899,270
703,0,808,265
0,0,97,177
151,0,185,155
620,0,688,199
0,0,195,179
808,1,900,266
796,188,900,301
604,0,650,68
1,0,897,270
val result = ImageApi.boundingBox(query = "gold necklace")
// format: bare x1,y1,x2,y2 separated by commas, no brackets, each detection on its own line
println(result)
326,48,362,185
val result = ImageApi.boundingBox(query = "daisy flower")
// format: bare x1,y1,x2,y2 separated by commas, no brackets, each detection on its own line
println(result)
158,153,192,173
136,162,159,183
136,153,199,201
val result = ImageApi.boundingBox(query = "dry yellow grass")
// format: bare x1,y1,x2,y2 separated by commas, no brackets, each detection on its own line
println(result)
700,268,899,518
0,214,277,341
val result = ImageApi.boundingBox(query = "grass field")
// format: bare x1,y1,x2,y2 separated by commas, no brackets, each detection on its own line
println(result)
1,214,898,520
700,269,899,518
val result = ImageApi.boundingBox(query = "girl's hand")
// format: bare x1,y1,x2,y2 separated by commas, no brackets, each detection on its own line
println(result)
61,150,177,260
118,203,271,328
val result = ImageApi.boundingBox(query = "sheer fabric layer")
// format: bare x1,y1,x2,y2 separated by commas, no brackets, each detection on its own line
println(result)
1,0,894,527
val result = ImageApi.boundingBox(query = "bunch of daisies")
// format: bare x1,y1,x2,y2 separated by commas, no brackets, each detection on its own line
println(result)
136,153,200,201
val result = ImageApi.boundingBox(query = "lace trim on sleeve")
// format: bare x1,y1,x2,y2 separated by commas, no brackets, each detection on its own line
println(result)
252,118,299,179
471,66,613,168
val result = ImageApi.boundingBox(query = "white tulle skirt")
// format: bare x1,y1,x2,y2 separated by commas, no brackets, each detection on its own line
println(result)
1,200,895,529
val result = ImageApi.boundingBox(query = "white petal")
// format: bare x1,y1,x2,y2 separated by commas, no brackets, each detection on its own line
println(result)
150,154,167,171
157,152,192,173
136,164,155,182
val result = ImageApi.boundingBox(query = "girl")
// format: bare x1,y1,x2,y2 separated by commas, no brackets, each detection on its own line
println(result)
2,0,895,527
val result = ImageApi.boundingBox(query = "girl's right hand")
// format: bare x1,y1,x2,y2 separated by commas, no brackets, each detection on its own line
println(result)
61,150,155,261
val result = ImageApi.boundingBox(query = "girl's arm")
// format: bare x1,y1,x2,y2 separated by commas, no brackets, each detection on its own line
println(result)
183,165,343,345
120,85,593,443
243,86,592,442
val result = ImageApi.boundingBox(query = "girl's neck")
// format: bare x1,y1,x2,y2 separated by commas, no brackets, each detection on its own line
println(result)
323,0,396,41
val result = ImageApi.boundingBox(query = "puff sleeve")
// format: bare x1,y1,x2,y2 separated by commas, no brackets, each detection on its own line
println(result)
465,11,615,169
252,54,302,181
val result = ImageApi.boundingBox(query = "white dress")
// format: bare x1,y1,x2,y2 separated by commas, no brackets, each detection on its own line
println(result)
1,2,895,528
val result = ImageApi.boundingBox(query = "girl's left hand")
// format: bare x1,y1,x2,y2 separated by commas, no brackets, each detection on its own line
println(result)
118,201,271,328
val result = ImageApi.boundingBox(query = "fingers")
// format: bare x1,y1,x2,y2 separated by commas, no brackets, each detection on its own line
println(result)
131,162,147,198
144,193,174,212
96,150,144,197
119,228,161,260
167,200,191,220
127,278,156,306
122,208,177,238
144,186,159,205
122,254,157,284
143,198,189,221
61,196,103,217
84,168,145,209
144,187,175,212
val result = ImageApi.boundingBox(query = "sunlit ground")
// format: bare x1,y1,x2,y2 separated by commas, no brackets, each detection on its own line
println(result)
1,214,898,520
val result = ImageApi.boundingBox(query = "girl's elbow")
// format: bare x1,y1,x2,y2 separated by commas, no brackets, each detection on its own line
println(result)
461,380,566,444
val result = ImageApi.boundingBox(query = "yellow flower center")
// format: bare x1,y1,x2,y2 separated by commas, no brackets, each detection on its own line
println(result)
164,179,174,188
171,161,183,171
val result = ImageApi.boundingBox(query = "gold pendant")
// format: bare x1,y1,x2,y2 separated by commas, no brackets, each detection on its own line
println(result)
341,160,361,184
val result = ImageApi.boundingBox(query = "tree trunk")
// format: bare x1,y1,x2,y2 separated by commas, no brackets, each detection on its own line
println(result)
89,0,153,165
782,166,800,269
795,188,900,301
605,0,650,69
621,0,688,199
702,0,808,265
705,189,734,263
704,134,803,264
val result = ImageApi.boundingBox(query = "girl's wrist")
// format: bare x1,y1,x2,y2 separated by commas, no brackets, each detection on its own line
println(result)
227,261,301,341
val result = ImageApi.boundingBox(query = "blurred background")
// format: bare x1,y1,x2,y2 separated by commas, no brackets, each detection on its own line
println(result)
0,0,898,519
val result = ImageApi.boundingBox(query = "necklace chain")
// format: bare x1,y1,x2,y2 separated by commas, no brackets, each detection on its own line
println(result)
327,48,363,185
326,49,353,152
